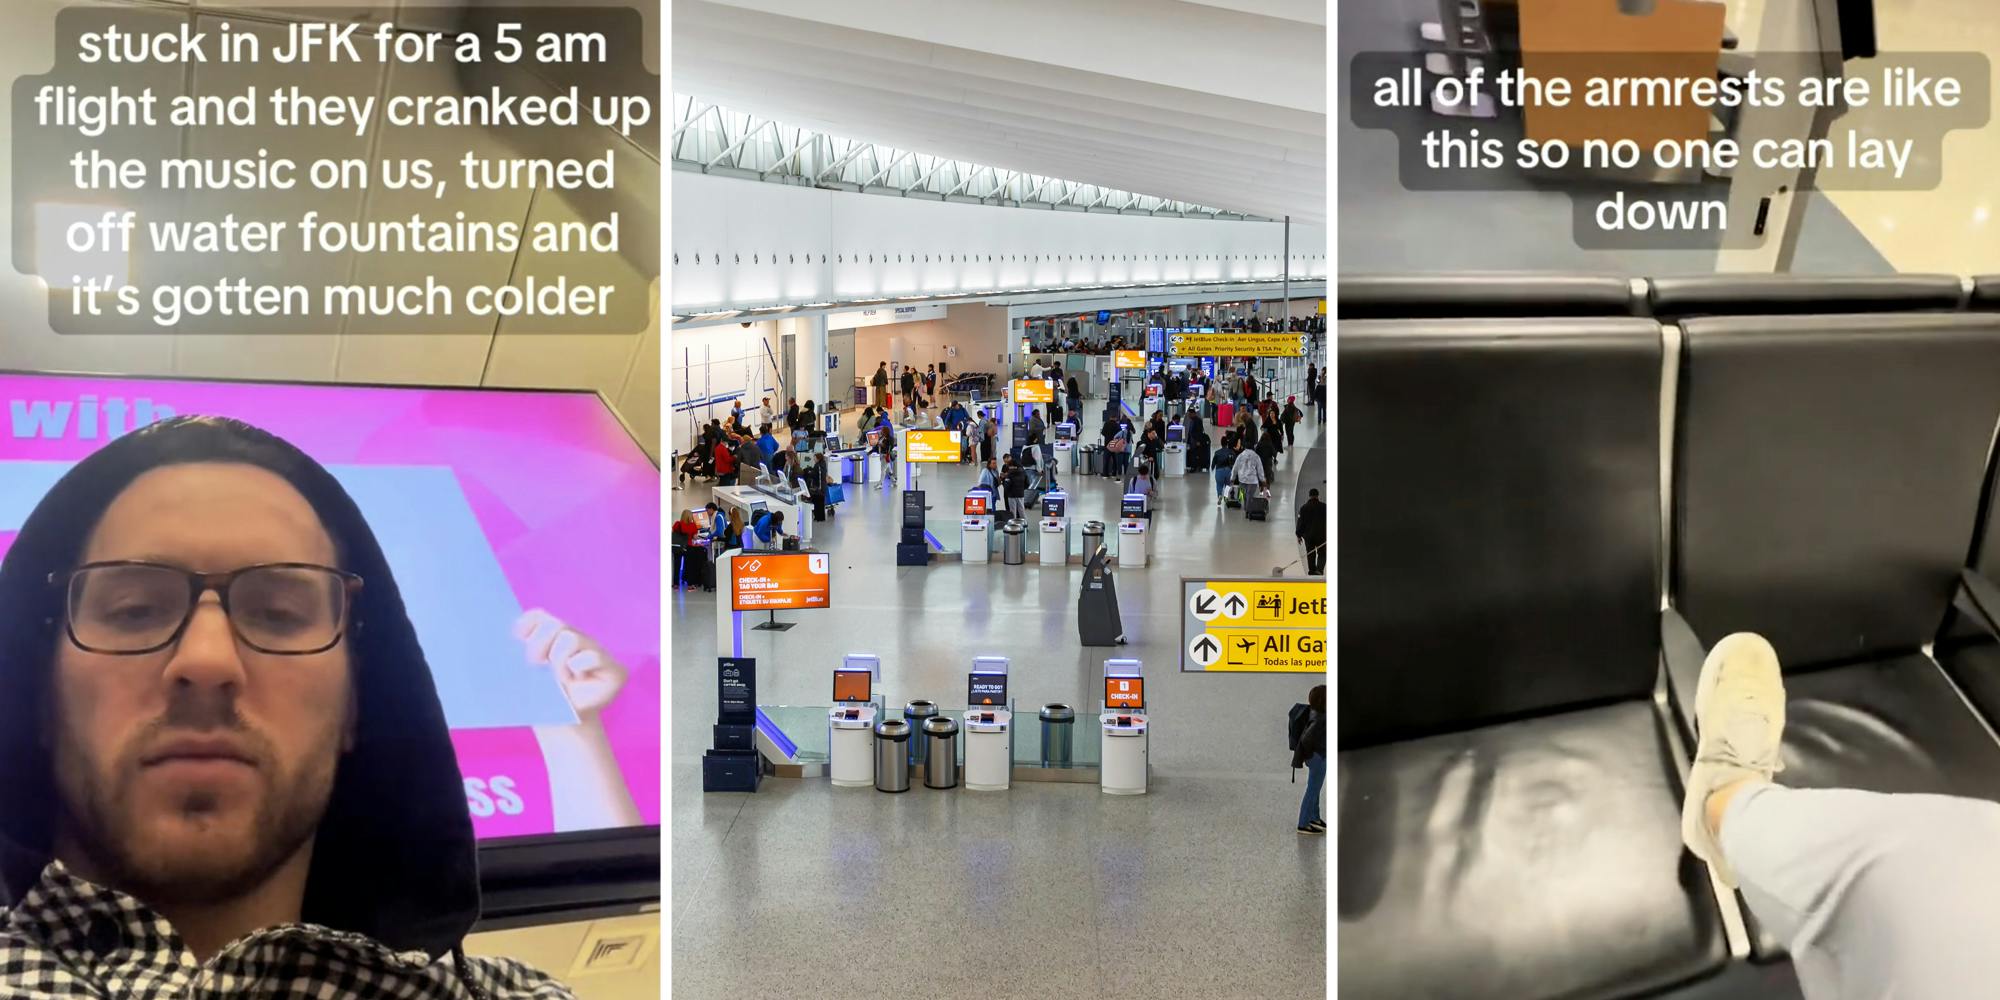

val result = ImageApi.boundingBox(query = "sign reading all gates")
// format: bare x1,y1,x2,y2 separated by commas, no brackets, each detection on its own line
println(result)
1168,333,1309,358
1180,577,1326,673
732,552,832,611
905,429,960,463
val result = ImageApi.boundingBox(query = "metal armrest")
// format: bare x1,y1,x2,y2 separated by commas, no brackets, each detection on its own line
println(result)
1952,569,2000,643
1661,607,1707,744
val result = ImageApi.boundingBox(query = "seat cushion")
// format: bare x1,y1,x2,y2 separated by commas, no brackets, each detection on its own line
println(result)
1975,275,2000,309
1784,652,2000,798
1941,641,2000,728
1337,701,1726,1000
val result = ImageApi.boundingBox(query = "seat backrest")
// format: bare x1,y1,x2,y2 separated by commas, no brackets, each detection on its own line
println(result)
1972,276,2000,310
1673,315,2000,667
1649,275,1964,319
1338,274,1638,320
1339,319,1663,749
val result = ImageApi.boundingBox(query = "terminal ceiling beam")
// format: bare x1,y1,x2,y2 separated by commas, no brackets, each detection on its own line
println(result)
673,0,1326,223
673,97,1253,219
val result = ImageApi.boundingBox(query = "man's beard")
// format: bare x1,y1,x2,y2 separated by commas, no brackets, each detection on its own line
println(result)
53,693,338,908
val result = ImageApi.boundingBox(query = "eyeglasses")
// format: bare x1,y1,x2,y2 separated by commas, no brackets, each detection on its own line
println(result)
55,561,363,656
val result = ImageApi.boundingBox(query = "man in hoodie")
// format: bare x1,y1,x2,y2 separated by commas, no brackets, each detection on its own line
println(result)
0,416,589,997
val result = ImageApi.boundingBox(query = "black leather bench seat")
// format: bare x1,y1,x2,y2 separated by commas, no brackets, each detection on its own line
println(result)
1779,653,2000,799
1338,701,1726,1000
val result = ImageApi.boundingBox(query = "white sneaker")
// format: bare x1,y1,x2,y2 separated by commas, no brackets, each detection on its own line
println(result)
1681,631,1787,889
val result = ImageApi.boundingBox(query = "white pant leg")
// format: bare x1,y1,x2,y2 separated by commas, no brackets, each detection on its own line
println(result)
1721,784,2000,999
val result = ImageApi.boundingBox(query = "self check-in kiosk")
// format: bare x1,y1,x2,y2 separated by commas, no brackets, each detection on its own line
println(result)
829,655,880,787
964,657,1013,791
1141,382,1164,424
1053,421,1077,473
1100,659,1148,795
1162,421,1187,477
1038,490,1069,566
962,489,995,564
1116,494,1150,568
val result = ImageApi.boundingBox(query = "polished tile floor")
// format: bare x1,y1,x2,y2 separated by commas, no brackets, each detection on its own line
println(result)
670,412,1328,999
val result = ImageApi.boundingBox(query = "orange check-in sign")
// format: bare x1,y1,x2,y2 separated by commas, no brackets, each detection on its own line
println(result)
732,552,831,611
1012,379,1055,404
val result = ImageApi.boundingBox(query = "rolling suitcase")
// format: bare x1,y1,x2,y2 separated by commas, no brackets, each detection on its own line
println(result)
1245,494,1269,521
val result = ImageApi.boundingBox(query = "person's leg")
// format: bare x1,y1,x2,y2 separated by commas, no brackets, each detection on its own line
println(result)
1684,632,2000,998
1715,785,2000,999
1297,753,1326,830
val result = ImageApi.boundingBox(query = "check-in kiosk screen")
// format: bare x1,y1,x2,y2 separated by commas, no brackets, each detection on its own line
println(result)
1106,676,1145,710
1166,425,1184,444
833,669,873,704
1121,497,1147,518
965,493,991,516
1041,496,1065,517
968,673,1008,707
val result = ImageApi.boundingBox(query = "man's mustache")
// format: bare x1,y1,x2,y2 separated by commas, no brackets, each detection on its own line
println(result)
127,691,274,767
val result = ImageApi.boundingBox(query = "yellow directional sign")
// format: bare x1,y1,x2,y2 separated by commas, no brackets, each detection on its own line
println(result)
1167,333,1307,358
1182,577,1327,673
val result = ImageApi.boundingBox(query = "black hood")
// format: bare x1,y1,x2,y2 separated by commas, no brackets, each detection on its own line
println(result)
0,416,479,958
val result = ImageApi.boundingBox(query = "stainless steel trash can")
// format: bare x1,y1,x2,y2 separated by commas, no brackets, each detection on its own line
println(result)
1002,520,1027,564
922,716,960,789
874,719,911,792
1040,704,1075,766
1081,521,1106,557
905,700,939,768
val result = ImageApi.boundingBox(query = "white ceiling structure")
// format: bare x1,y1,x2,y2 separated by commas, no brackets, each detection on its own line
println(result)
671,0,1328,225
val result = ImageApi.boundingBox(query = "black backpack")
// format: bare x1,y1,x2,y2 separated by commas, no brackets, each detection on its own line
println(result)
1287,703,1312,752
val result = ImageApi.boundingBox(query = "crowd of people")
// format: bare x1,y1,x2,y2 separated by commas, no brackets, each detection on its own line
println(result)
670,353,1328,581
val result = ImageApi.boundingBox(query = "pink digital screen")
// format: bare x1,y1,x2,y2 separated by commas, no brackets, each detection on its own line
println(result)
0,372,660,840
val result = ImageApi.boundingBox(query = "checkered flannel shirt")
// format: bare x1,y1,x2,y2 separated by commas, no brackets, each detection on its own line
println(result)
0,862,576,999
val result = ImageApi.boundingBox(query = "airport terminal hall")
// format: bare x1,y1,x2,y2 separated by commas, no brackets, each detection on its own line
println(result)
667,2,1326,997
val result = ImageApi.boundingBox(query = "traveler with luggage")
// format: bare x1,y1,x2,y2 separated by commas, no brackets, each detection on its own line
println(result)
1213,434,1238,505
1295,488,1326,575
1232,444,1268,519
1289,684,1328,835
1002,457,1029,521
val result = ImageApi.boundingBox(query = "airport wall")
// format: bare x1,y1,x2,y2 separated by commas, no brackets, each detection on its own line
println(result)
849,303,1012,393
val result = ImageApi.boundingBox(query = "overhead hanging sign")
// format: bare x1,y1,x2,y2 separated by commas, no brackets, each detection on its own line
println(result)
1169,333,1308,358
823,304,947,330
1112,349,1147,370
1180,577,1326,673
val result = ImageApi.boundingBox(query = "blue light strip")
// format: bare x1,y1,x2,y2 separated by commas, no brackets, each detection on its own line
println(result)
755,706,799,760
732,610,744,657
